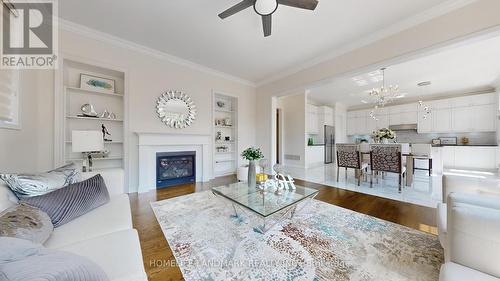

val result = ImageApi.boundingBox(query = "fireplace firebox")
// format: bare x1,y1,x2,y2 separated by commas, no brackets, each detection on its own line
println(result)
156,151,196,188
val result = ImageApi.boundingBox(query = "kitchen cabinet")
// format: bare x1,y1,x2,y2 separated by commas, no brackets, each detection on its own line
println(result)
473,104,496,132
347,117,356,135
451,104,495,133
306,104,319,134
376,114,390,129
347,110,367,135
417,110,432,133
441,146,455,168
306,145,325,168
452,107,474,132
433,108,453,132
442,146,499,170
347,93,496,135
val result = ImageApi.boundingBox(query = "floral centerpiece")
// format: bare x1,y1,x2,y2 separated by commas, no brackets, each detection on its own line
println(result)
241,147,264,187
372,128,396,143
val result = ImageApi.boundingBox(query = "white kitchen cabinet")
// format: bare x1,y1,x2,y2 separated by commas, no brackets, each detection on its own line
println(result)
474,104,496,132
441,146,498,170
417,110,432,133
441,146,455,168
355,116,367,135
454,147,497,170
347,117,356,135
376,114,390,129
432,108,452,132
451,104,495,133
451,93,495,107
348,93,496,135
366,116,377,134
452,106,474,132
306,104,319,134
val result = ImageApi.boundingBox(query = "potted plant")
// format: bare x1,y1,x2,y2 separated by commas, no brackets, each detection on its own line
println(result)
241,147,264,187
372,128,396,144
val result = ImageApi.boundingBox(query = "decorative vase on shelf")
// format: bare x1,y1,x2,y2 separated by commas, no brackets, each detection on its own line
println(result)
248,160,256,188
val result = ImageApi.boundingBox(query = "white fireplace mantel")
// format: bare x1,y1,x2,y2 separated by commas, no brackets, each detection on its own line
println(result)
136,132,212,193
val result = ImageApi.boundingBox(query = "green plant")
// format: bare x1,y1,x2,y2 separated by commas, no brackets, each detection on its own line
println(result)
241,147,264,161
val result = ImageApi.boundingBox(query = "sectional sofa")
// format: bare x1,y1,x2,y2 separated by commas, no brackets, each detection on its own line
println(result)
0,168,147,281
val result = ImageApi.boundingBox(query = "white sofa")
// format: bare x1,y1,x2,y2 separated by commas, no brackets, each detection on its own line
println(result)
0,169,147,281
437,173,500,250
439,192,500,281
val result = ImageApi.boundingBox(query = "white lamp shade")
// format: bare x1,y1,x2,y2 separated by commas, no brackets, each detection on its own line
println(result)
72,131,104,152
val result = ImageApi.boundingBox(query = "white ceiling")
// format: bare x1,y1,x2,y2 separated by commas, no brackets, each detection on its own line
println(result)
307,34,500,108
58,0,455,84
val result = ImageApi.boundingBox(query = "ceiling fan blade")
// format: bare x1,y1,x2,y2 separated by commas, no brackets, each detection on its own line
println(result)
218,0,254,19
277,0,318,10
262,14,272,37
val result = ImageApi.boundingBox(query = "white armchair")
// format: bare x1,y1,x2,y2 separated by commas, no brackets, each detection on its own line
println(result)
440,192,500,281
437,174,500,249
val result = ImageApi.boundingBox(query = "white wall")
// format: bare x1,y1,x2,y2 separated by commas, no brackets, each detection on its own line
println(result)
0,70,54,173
256,0,500,166
278,93,306,168
0,27,257,192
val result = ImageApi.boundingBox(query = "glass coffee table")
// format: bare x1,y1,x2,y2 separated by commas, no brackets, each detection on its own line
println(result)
212,182,319,233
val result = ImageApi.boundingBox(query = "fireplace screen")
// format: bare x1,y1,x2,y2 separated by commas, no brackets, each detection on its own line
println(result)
156,151,196,188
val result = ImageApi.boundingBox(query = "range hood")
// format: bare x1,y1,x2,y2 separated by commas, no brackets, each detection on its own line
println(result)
389,124,418,131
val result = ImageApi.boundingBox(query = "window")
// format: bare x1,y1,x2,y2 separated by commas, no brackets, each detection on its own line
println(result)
0,70,20,129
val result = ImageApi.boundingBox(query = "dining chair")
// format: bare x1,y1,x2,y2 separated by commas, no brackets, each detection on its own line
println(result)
410,144,433,176
336,144,368,186
370,144,406,192
359,142,371,166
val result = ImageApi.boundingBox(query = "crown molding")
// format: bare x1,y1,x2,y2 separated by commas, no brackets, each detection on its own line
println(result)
256,0,478,87
57,18,256,87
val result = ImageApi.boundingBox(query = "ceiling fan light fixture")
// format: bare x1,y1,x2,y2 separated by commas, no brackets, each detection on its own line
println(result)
254,0,278,16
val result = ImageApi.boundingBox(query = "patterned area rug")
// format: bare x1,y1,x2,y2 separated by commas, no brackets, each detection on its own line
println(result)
151,191,443,281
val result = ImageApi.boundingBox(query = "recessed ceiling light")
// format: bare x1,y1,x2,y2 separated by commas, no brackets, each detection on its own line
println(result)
417,81,432,87
361,100,368,104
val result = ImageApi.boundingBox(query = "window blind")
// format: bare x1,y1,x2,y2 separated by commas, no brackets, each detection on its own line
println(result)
0,70,19,125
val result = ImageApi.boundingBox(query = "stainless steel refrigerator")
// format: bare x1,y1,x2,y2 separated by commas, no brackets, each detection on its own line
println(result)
324,125,335,164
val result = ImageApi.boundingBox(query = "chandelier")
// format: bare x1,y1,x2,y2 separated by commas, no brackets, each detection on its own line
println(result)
368,67,400,107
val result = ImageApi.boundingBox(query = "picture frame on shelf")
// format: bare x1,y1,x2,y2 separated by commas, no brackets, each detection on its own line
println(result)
80,73,116,93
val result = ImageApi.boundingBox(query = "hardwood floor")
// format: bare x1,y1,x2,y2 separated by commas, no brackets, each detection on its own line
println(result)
129,176,438,281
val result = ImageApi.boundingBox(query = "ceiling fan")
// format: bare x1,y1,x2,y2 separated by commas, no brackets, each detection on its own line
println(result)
218,0,319,37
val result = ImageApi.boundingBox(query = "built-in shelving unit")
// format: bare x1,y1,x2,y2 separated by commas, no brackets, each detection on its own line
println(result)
59,58,126,170
213,92,238,177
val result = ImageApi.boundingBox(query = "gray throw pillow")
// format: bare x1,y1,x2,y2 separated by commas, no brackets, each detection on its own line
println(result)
0,203,54,244
0,237,109,281
0,163,82,198
21,174,110,227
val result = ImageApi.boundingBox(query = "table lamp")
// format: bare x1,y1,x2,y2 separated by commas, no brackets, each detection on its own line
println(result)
72,130,104,172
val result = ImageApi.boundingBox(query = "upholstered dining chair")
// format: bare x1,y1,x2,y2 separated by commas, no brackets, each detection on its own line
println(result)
370,144,406,192
336,144,368,186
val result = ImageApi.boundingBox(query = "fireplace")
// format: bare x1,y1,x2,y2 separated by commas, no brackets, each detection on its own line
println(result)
156,151,196,188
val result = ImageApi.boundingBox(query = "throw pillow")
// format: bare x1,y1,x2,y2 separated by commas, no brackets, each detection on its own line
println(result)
0,163,82,198
21,174,110,227
0,237,109,281
0,203,54,244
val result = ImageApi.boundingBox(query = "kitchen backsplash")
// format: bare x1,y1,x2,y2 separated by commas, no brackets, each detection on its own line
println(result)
352,131,497,145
